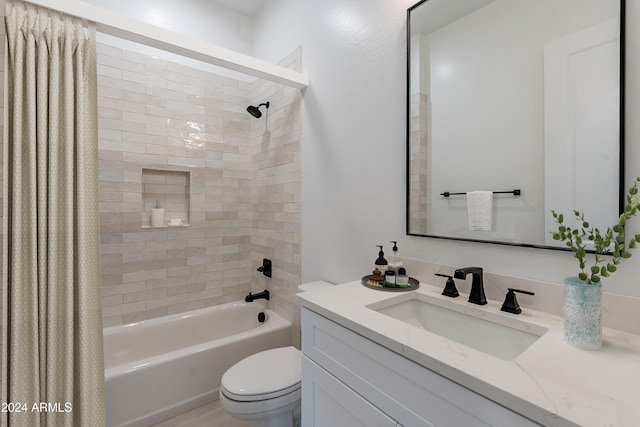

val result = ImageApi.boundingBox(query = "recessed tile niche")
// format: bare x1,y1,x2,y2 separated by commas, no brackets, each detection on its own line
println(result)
141,168,191,228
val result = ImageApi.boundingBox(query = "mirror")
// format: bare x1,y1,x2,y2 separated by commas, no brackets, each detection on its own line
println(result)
407,0,624,249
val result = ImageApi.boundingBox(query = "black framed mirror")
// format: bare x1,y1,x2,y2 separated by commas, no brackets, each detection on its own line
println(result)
406,0,625,250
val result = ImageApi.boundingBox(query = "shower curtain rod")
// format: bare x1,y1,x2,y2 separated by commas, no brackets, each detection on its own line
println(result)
18,0,309,89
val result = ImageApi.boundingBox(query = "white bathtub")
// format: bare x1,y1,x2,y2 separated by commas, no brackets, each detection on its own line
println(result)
104,301,292,427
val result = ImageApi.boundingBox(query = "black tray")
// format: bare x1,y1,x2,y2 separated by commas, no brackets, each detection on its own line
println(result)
361,276,419,292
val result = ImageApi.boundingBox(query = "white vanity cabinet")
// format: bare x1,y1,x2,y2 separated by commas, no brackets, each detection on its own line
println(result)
302,356,399,426
301,308,541,427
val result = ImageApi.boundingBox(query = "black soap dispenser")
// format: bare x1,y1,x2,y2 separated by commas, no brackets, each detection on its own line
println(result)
374,245,388,272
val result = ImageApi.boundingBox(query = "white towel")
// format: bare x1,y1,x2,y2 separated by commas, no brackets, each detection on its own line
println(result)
467,191,493,231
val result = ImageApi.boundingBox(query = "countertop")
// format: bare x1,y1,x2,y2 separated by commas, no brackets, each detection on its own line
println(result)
296,280,640,427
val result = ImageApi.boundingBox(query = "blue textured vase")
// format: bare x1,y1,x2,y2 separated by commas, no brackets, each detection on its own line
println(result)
563,277,602,350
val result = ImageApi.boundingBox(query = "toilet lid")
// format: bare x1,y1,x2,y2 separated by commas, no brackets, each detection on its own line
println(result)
221,346,301,401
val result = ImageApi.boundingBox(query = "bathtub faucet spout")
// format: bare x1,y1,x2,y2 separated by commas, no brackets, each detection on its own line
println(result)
245,290,270,302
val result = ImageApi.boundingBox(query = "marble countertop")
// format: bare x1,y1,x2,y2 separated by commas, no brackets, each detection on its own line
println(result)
296,280,640,427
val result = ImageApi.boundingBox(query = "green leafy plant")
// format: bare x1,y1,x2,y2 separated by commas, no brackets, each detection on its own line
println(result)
550,177,640,284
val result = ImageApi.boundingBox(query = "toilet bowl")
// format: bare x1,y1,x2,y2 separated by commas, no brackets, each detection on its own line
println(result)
220,346,302,427
220,281,333,427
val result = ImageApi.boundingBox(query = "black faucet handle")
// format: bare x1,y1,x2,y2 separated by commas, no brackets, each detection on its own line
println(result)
257,258,272,278
510,288,534,296
501,288,535,314
435,274,459,298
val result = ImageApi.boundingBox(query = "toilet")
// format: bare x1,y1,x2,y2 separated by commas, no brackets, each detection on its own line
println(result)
219,281,333,427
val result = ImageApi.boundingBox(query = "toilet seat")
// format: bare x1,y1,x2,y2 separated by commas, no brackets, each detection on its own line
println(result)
222,382,301,402
221,346,301,402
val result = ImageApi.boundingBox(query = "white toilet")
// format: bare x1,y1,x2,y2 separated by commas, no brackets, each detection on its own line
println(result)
219,281,333,427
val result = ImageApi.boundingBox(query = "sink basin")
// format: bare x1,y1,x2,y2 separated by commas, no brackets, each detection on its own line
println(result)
368,293,547,360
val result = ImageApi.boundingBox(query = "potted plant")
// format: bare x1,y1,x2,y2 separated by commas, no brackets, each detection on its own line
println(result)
550,177,640,349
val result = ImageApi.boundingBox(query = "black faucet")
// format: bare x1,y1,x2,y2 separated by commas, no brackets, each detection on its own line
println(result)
245,289,270,302
453,267,487,305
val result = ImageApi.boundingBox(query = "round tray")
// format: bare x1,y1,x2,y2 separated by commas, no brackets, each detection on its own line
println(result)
361,276,419,292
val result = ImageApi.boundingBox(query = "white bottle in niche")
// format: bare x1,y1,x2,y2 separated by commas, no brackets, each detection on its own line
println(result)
151,200,165,228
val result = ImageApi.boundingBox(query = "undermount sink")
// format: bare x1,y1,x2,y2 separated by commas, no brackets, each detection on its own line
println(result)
368,293,547,360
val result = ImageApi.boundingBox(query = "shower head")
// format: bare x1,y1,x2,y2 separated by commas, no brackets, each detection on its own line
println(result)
247,102,270,118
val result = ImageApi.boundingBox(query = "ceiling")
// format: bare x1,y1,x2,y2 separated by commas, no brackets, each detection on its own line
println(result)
210,0,265,17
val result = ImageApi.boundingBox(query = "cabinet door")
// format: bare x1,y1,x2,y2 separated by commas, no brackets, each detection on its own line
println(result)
302,355,397,427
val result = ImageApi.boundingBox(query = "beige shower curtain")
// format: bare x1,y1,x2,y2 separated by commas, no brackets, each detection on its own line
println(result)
2,1,105,426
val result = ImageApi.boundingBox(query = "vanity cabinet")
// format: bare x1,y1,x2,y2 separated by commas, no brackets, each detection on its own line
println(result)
302,356,399,426
301,308,540,427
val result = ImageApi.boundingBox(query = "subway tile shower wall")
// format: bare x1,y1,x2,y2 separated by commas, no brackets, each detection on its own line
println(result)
97,42,302,341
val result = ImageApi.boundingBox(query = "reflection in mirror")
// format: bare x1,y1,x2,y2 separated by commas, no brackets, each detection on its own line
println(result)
407,0,624,249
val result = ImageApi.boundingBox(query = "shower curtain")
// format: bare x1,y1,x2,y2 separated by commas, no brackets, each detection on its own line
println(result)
2,1,105,425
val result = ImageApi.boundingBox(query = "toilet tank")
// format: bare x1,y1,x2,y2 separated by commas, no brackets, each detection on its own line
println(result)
297,281,334,292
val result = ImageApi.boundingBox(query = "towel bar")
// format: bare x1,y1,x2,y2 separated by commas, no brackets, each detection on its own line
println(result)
440,189,521,198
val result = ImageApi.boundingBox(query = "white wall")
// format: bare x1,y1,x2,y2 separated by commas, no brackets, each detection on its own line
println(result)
252,0,640,298
81,0,254,54
80,0,256,80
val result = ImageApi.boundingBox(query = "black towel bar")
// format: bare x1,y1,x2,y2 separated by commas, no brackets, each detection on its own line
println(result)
440,189,521,198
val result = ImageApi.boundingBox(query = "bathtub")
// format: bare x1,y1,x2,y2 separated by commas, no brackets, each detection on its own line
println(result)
104,301,292,427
